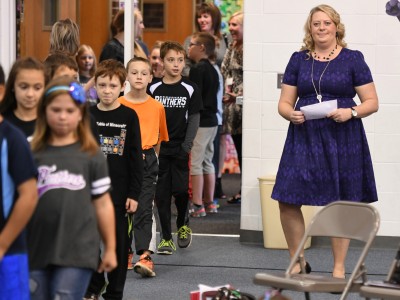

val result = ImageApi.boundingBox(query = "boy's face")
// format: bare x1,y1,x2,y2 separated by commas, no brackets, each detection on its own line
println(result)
162,50,185,79
126,61,152,91
187,38,202,62
95,74,124,108
53,66,79,81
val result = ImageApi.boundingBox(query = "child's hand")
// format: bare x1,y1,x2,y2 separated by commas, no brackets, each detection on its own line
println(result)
126,198,138,213
97,249,117,273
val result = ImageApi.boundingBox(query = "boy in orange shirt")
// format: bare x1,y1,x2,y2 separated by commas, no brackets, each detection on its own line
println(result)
119,57,168,277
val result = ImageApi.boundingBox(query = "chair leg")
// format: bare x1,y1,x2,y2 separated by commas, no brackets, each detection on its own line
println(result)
304,291,311,300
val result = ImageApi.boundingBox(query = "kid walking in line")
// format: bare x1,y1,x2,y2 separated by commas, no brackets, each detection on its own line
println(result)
0,114,38,299
28,77,117,300
119,56,169,277
0,57,46,140
148,41,202,255
187,32,220,217
76,44,98,106
84,59,143,299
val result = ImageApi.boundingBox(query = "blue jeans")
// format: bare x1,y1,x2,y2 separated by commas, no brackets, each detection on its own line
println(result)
30,266,93,300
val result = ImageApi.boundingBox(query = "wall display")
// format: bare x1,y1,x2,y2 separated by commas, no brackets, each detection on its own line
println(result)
209,0,243,33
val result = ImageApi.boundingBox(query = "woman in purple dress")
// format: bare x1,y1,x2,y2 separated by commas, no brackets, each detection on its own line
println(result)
272,4,378,277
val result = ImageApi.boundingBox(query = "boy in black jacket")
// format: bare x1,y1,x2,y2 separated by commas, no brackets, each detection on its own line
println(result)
84,59,143,300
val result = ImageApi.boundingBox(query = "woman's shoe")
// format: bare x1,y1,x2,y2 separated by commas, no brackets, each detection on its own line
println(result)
227,194,241,204
294,262,312,274
301,262,312,274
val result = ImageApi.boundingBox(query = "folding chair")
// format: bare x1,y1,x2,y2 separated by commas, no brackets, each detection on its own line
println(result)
359,246,400,299
253,201,380,300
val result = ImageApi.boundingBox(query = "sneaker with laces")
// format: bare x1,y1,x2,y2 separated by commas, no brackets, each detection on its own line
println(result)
205,202,218,213
127,251,134,270
133,254,156,277
190,205,206,217
156,239,176,255
177,225,192,248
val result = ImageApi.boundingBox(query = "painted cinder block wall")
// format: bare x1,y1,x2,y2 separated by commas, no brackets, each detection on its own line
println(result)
241,0,400,238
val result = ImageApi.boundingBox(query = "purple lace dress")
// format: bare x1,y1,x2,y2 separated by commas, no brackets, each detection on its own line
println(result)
271,48,378,206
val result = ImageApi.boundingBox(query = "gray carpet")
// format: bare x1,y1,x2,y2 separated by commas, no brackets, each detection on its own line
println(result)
111,174,398,299
122,235,396,300
156,173,242,235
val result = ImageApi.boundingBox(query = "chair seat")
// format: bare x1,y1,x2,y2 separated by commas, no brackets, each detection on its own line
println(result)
254,272,361,293
360,284,400,300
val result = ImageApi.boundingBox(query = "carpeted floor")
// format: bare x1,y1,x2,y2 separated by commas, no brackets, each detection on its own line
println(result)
155,173,242,235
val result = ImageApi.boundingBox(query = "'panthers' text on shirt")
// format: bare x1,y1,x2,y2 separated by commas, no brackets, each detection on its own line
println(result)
155,96,187,108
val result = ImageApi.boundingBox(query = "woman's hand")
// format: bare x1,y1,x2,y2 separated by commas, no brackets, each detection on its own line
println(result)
327,108,352,123
290,110,305,125
223,92,237,104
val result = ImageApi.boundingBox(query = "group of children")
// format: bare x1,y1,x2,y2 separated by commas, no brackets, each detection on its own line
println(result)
0,32,221,300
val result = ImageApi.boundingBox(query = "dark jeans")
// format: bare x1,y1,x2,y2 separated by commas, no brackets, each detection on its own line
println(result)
133,148,158,254
155,145,190,240
86,207,129,300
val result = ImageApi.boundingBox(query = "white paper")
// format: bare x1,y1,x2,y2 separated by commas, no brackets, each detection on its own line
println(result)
300,99,337,120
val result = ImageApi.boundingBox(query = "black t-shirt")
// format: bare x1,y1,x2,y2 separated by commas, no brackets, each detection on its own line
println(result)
90,104,143,205
189,59,219,127
4,111,35,140
99,38,124,63
148,77,202,146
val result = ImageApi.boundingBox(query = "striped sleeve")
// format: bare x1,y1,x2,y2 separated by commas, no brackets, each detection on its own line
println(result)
91,176,111,196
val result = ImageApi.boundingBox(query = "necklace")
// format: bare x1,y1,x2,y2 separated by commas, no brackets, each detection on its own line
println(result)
313,44,337,61
311,57,331,102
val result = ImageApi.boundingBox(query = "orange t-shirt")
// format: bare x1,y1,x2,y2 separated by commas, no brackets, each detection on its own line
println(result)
119,96,169,150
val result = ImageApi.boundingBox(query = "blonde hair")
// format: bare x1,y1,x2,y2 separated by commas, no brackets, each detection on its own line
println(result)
76,44,97,77
49,19,80,57
31,76,98,155
301,4,347,53
134,41,147,59
229,11,243,49
230,11,243,25
134,9,144,39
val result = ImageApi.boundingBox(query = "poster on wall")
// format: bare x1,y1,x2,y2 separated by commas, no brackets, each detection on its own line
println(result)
211,0,243,33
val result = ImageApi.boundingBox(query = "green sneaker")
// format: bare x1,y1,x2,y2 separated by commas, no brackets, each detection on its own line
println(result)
156,239,176,255
177,225,192,248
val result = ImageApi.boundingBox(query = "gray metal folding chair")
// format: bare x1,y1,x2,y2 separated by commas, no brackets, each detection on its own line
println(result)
253,201,380,300
359,246,400,299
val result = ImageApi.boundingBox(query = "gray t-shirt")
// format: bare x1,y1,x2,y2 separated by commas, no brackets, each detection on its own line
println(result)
28,143,110,270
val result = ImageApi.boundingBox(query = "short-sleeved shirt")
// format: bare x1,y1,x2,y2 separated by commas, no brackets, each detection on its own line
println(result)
3,111,36,141
148,77,202,146
119,96,169,150
0,120,37,255
28,143,111,270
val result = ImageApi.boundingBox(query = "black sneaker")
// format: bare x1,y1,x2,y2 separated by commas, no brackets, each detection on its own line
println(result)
156,239,176,255
177,225,192,248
